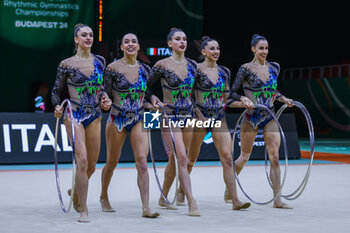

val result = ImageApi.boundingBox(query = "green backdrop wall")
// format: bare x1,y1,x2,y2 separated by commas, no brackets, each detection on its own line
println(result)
0,0,96,112
0,0,203,112
279,77,350,138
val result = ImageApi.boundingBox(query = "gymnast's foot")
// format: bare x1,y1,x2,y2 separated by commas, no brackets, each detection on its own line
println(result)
100,198,116,212
142,208,160,218
68,189,81,212
224,188,232,203
188,198,200,217
232,201,251,210
273,201,293,209
78,211,90,223
158,197,178,210
176,189,186,206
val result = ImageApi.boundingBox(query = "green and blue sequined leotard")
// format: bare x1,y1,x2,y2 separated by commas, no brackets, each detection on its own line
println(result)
230,61,285,129
104,60,150,132
146,57,197,122
51,54,106,127
194,64,230,120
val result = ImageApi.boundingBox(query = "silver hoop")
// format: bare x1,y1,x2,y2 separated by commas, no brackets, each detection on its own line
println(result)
232,104,288,205
149,105,179,205
54,99,76,213
264,101,315,200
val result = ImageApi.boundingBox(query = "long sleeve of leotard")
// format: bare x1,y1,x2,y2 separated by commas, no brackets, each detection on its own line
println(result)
51,63,69,107
229,65,248,101
145,64,163,103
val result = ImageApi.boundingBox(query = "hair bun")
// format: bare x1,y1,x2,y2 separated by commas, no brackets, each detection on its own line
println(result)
202,36,210,41
251,34,267,47
74,23,85,31
167,27,185,42
200,36,216,49
170,27,179,33
252,34,261,40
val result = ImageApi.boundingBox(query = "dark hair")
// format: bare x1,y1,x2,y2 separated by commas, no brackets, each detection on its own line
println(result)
121,33,138,44
74,23,89,37
167,27,185,42
201,36,216,50
251,34,267,47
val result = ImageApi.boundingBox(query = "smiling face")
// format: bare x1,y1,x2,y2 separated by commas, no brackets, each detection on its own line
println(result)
74,26,93,49
252,40,268,63
121,33,139,56
168,31,187,53
202,40,220,62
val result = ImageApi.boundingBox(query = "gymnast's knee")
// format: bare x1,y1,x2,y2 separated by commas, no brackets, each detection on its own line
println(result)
177,153,189,168
221,152,233,168
87,165,96,177
269,155,280,167
236,155,249,164
187,157,197,168
135,158,148,174
104,161,118,171
76,158,88,172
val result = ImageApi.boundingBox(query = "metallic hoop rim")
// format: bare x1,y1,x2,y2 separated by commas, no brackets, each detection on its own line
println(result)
54,99,76,213
264,101,315,200
149,105,179,205
232,104,289,205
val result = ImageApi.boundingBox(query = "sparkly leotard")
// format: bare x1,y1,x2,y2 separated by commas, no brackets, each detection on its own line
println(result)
194,63,231,120
230,61,285,129
146,57,197,121
51,54,106,128
104,59,150,132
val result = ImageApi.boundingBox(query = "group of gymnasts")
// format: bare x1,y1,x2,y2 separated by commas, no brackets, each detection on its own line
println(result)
52,23,294,222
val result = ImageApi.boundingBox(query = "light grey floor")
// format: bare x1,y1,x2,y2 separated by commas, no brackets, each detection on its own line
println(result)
0,163,349,233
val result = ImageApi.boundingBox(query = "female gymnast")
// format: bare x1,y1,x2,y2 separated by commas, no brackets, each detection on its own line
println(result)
99,33,160,218
146,27,200,216
52,23,112,222
225,34,293,209
176,36,251,210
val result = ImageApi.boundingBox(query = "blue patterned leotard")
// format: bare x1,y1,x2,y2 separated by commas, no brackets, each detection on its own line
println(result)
146,57,197,122
194,64,231,120
230,61,285,129
51,54,106,128
104,59,150,132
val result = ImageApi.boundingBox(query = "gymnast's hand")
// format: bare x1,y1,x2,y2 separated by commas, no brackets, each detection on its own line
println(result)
281,96,294,107
151,95,163,109
240,96,255,109
54,105,64,118
101,94,112,111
